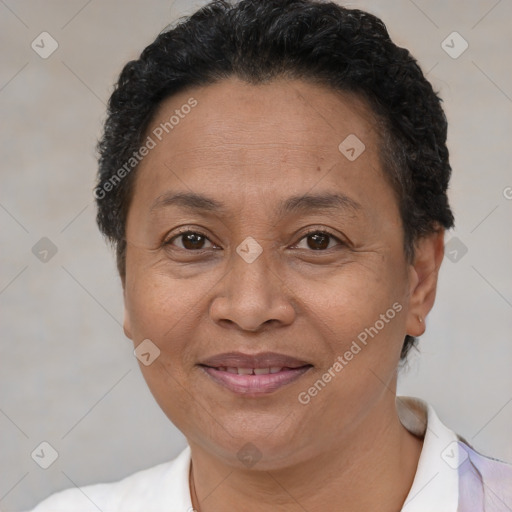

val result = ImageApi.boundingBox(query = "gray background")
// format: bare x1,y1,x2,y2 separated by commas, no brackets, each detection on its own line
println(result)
0,0,511,510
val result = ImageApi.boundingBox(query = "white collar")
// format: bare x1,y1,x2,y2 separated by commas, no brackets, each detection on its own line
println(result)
398,396,459,511
174,396,459,511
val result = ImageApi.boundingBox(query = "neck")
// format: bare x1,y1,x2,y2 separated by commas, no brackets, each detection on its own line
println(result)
189,395,423,512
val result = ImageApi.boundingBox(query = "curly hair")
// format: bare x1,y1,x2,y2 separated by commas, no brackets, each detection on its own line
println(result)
95,0,454,360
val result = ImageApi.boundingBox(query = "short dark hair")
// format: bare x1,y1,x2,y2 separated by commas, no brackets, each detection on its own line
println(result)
95,0,454,360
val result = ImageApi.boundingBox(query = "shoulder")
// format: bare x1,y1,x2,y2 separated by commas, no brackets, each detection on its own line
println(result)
459,437,512,481
398,396,512,512
28,446,192,512
457,438,512,511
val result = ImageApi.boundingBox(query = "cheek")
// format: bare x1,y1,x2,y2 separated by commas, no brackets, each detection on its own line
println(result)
124,268,210,428
298,256,404,311
124,266,200,358
292,260,407,363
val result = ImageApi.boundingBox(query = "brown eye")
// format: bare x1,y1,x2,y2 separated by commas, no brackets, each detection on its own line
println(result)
295,231,341,250
307,232,330,250
169,231,214,250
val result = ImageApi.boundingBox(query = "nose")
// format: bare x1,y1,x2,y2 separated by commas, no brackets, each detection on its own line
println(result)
209,247,296,332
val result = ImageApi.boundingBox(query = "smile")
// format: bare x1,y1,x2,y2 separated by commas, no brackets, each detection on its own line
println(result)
213,366,288,374
200,365,312,395
198,351,313,395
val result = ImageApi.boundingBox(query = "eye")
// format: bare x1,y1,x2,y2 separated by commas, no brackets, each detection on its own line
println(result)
166,230,216,251
295,230,343,251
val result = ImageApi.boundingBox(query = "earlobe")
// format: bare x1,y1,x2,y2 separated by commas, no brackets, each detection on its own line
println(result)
405,229,445,337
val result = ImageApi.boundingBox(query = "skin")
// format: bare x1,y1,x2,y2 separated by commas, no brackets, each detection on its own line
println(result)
122,77,445,511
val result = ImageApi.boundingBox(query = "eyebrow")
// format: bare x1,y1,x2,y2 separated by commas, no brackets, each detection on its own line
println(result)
278,192,362,216
150,192,227,214
150,191,362,216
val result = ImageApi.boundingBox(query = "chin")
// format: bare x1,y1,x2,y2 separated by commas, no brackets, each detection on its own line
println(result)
191,415,316,470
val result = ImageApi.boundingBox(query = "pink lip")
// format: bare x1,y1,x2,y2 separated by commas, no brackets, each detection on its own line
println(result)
199,351,310,369
198,351,313,396
201,366,312,395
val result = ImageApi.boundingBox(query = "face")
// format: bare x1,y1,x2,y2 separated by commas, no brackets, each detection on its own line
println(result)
123,77,440,469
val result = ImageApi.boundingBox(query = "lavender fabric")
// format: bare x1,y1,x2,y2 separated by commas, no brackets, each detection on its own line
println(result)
458,440,512,511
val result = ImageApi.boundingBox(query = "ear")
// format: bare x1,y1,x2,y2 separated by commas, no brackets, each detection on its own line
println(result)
123,308,133,340
405,228,445,337
121,278,133,341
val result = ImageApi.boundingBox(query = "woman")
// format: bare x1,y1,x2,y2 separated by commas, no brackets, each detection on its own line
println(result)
30,0,512,510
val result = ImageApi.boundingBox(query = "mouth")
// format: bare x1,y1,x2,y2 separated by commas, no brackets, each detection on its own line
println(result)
198,352,313,396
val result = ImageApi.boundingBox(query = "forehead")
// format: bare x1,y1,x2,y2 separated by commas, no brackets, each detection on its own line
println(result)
133,77,385,208
151,77,378,152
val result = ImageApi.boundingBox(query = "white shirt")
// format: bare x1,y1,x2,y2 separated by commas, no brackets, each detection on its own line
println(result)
27,396,511,511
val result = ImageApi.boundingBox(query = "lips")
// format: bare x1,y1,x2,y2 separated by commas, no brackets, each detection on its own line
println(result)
212,366,288,375
199,351,310,369
199,352,312,395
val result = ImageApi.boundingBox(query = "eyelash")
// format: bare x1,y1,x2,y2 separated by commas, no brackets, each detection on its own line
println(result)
295,228,344,250
164,227,344,251
164,228,218,251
